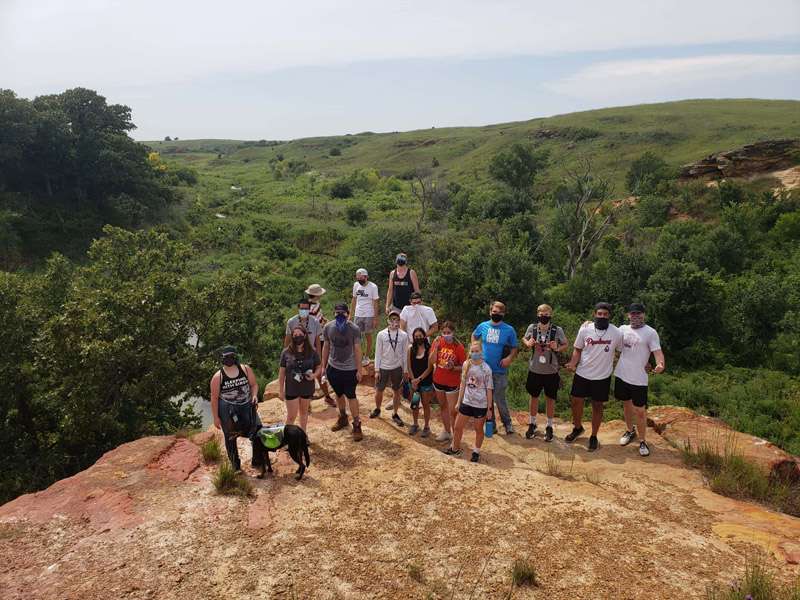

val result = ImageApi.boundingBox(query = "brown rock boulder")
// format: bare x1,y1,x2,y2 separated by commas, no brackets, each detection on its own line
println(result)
680,139,800,180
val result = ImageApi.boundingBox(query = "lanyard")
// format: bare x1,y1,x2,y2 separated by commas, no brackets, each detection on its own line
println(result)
387,329,400,353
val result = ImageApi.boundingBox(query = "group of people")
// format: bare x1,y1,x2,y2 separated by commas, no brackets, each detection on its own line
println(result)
211,252,666,471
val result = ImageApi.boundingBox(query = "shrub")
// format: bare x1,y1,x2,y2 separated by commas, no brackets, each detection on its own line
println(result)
510,558,538,588
345,204,368,227
407,562,424,583
201,438,221,463
212,461,253,496
329,147,341,156
636,194,670,227
626,151,672,196
706,555,800,599
329,181,353,199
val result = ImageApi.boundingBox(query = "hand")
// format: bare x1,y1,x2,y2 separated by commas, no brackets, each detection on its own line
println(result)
251,395,258,405
653,364,665,374
403,372,411,382
500,357,512,369
565,362,576,372
548,340,558,351
213,420,222,430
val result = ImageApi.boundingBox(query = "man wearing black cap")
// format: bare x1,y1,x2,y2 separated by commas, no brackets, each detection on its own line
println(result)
615,303,665,457
385,253,420,314
209,346,266,473
564,302,624,451
322,303,365,441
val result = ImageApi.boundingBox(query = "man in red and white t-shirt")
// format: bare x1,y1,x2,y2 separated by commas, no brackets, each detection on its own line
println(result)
564,302,623,451
615,302,665,457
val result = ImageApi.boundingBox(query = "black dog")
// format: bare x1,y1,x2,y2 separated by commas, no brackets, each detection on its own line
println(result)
257,424,310,480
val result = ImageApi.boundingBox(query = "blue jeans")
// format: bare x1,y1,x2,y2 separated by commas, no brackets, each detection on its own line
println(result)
492,372,512,430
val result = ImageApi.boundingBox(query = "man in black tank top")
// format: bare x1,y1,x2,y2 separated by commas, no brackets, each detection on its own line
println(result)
385,253,420,314
210,346,265,472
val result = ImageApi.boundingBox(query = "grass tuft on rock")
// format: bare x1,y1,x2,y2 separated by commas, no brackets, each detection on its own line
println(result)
201,438,221,463
510,558,538,588
212,461,253,497
706,554,800,599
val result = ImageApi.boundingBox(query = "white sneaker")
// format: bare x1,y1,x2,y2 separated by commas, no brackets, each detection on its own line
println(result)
435,431,452,442
639,441,650,457
361,357,371,366
619,428,637,446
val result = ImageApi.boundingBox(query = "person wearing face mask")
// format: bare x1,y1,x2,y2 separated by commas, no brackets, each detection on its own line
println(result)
429,322,466,442
284,298,323,357
442,340,494,463
564,302,624,451
614,302,665,457
386,253,420,315
351,268,380,367
209,346,266,474
472,301,519,435
322,303,365,441
522,304,568,442
407,327,434,436
304,284,334,406
369,310,410,426
400,291,438,340
278,325,322,433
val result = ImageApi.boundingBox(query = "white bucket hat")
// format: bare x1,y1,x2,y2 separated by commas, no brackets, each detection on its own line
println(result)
305,283,326,296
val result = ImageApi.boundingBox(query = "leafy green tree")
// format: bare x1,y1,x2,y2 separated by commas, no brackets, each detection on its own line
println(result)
488,143,548,213
345,204,368,226
625,151,672,196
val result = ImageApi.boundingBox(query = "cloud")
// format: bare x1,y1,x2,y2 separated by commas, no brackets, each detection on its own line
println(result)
546,54,800,101
2,0,799,92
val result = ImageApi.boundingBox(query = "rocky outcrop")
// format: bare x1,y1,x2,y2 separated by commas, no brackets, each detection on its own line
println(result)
680,139,800,179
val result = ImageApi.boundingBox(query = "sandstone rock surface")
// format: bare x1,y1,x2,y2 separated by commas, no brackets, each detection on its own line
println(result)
680,139,799,179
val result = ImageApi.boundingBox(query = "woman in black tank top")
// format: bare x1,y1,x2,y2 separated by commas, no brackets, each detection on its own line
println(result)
407,328,434,437
392,268,414,309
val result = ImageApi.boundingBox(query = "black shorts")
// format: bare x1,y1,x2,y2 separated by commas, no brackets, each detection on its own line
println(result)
433,383,458,393
376,367,403,391
526,372,560,399
570,374,611,402
614,377,648,408
459,403,488,419
326,366,358,400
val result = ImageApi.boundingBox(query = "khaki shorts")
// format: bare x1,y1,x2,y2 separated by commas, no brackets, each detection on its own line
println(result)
355,316,376,334
376,367,403,391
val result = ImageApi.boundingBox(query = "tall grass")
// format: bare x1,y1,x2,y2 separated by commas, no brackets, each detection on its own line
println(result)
706,554,800,600
212,461,253,497
201,438,221,463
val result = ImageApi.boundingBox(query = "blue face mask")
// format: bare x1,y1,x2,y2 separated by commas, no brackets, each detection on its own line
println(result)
442,334,453,343
299,308,310,318
470,352,482,361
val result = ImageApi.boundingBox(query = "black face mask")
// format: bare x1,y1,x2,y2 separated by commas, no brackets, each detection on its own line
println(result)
396,259,407,266
357,278,367,285
594,317,609,330
292,335,305,346
490,313,504,323
538,315,551,324
222,355,236,367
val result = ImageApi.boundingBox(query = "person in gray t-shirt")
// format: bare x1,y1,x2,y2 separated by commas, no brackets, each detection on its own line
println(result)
521,304,568,442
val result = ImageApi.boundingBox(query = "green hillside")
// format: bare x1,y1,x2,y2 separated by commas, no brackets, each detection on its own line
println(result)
145,99,800,191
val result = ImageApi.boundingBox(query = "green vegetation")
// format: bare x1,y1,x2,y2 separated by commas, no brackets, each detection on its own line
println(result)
706,555,800,600
510,558,538,588
2,88,799,504
212,461,253,497
201,438,221,463
681,436,800,517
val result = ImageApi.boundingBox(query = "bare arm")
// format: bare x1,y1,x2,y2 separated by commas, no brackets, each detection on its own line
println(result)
210,372,221,428
277,366,286,401
653,349,666,373
322,336,330,371
350,296,357,322
243,364,258,404
427,320,438,337
400,318,408,333
565,347,582,371
456,362,469,408
385,272,394,314
410,269,420,294
355,342,363,382
372,297,379,320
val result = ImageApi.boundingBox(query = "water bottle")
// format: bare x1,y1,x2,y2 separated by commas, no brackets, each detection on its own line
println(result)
484,415,494,438
410,391,421,410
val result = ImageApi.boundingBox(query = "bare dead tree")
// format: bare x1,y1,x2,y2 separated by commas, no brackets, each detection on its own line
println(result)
555,159,615,279
410,167,449,234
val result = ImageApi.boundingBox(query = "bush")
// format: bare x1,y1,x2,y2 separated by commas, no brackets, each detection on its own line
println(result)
626,151,673,196
201,438,221,463
636,194,670,227
329,147,341,156
329,181,353,199
345,204,368,227
510,558,538,588
706,555,800,599
212,461,253,496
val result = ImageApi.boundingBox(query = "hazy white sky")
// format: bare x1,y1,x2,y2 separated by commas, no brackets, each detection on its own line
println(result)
2,0,799,139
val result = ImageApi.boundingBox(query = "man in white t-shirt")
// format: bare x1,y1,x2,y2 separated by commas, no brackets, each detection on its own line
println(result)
351,268,380,367
614,302,665,457
564,302,624,451
400,292,438,339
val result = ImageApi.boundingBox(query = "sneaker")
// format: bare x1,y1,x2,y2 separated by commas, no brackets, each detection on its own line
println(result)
435,431,452,442
564,426,585,443
409,424,419,436
442,447,462,457
545,425,554,442
525,423,538,439
331,414,349,432
619,428,637,446
420,426,431,438
369,408,381,419
352,420,363,442
639,441,650,457
505,425,515,435
470,451,480,463
361,357,371,366
392,413,405,427
588,435,599,452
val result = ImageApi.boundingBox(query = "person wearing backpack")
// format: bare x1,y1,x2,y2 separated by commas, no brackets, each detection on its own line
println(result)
210,346,266,473
522,304,568,442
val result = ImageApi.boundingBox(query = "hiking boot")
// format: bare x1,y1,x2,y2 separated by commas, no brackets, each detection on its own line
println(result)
639,441,651,457
435,431,452,442
408,424,419,436
331,413,349,432
619,428,637,446
392,413,405,427
545,425,554,442
369,408,381,419
420,426,431,438
588,435,599,452
352,420,363,442
564,426,585,442
470,451,480,463
525,423,537,439
442,447,462,457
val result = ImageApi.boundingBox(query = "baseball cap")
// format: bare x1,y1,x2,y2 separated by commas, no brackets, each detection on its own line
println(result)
334,302,349,313
356,268,368,277
595,302,612,312
410,291,422,300
628,302,646,313
388,309,401,318
220,345,237,357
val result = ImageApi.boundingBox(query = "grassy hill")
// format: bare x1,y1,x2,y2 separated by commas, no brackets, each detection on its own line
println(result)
145,99,800,191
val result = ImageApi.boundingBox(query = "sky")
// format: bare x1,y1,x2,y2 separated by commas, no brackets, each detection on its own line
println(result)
1,0,799,140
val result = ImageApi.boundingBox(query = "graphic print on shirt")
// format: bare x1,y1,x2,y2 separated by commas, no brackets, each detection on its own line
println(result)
623,332,639,350
584,333,612,352
220,369,250,405
485,327,500,344
437,346,456,369
467,374,479,390
355,287,371,298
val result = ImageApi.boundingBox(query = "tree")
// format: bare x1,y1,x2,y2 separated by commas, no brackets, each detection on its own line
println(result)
554,160,615,279
164,136,172,141
329,180,353,199
345,204,368,226
626,151,672,196
488,143,548,209
409,167,449,233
